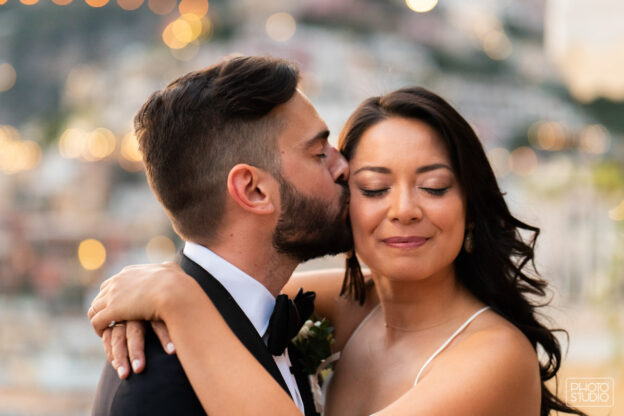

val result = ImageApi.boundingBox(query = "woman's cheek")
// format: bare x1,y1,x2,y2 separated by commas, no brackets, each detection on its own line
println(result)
349,196,380,262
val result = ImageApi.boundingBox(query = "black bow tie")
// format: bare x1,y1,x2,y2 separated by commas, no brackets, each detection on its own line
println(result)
266,289,315,356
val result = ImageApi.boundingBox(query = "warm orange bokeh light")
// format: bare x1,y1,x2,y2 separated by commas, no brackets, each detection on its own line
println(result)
117,0,143,10
78,239,107,271
20,0,39,5
85,0,109,7
162,15,203,50
52,0,73,5
0,0,9,5
178,0,209,17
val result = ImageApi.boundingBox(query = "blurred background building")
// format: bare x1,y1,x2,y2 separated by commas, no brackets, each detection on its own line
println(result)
0,0,622,414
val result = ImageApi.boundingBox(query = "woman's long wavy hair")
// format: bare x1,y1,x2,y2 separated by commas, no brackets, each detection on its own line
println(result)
338,87,585,416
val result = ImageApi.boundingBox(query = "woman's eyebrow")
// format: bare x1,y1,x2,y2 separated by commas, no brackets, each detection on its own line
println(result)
415,163,452,174
354,163,452,175
353,166,391,175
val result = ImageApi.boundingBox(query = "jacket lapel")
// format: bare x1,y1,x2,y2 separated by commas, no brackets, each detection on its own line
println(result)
178,254,292,398
288,344,320,416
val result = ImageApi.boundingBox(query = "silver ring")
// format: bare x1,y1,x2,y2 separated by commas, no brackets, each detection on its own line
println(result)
108,320,116,328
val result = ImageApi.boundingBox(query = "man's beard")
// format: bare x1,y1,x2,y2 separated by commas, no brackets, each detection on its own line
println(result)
272,177,353,263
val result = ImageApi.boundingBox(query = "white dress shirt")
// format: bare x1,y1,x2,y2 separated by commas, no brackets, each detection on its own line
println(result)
183,242,305,413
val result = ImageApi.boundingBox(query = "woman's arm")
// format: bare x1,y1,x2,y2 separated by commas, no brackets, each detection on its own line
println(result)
96,263,378,378
90,267,301,415
284,268,378,351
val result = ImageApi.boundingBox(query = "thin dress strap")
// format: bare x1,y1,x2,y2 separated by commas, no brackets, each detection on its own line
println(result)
414,306,490,385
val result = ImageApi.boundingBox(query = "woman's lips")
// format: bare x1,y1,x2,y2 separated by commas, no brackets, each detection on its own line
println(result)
382,236,428,249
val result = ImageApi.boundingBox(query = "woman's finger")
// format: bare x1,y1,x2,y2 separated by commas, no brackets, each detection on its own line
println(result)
87,305,96,320
102,328,114,366
111,325,130,379
151,320,175,354
127,321,146,374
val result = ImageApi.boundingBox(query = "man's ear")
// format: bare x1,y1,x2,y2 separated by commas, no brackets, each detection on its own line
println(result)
227,164,278,215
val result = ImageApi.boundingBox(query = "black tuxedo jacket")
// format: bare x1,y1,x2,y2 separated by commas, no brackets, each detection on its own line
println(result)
92,254,318,416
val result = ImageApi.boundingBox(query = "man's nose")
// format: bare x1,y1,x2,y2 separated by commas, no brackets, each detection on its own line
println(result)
328,146,349,183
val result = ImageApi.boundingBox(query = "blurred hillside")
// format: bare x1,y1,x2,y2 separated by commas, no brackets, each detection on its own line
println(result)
0,0,623,415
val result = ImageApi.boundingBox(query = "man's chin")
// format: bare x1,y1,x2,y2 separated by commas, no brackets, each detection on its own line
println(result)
273,222,353,262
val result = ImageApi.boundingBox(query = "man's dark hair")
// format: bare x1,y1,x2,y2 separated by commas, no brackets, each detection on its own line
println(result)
134,56,300,241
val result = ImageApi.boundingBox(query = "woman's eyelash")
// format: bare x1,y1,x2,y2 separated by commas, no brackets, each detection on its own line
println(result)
359,187,450,197
360,188,388,197
421,187,450,196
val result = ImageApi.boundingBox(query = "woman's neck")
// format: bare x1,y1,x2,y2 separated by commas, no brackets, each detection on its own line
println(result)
373,266,479,336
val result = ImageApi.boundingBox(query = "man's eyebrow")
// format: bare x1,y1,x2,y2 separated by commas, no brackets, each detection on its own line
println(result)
354,163,452,175
304,129,330,149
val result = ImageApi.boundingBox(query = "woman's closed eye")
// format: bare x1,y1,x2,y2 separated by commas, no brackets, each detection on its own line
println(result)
420,186,450,196
359,187,389,197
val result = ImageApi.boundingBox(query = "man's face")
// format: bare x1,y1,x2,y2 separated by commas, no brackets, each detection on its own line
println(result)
271,91,352,261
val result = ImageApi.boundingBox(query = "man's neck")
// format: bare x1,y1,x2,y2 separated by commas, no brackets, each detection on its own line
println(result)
197,240,298,297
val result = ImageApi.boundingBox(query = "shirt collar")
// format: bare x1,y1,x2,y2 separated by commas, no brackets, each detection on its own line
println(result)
182,241,275,337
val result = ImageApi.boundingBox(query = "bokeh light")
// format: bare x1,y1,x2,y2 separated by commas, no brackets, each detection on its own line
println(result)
86,128,117,161
178,0,208,17
20,0,39,4
529,120,567,151
58,128,87,159
119,132,143,171
510,146,538,177
0,0,7,5
52,0,73,5
487,147,511,178
405,0,438,13
609,200,624,221
483,31,512,60
0,125,20,141
148,0,176,15
85,0,109,7
78,239,107,271
579,124,611,154
121,132,142,161
117,0,143,10
0,63,17,93
163,14,203,49
266,12,296,42
0,126,42,174
146,235,176,262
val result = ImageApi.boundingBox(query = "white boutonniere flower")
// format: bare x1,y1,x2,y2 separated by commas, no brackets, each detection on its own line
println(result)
292,315,340,414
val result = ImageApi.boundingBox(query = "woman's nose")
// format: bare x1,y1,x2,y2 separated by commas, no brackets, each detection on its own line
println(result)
388,187,422,224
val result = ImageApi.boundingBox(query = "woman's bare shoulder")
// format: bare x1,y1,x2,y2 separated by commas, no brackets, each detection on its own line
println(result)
416,311,541,414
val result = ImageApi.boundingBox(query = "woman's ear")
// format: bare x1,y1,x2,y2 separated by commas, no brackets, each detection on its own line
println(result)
227,164,278,215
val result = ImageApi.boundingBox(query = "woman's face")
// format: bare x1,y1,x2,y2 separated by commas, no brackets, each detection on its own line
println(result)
348,117,466,281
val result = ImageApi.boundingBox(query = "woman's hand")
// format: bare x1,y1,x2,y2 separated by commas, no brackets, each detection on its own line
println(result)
102,320,175,379
88,262,192,336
